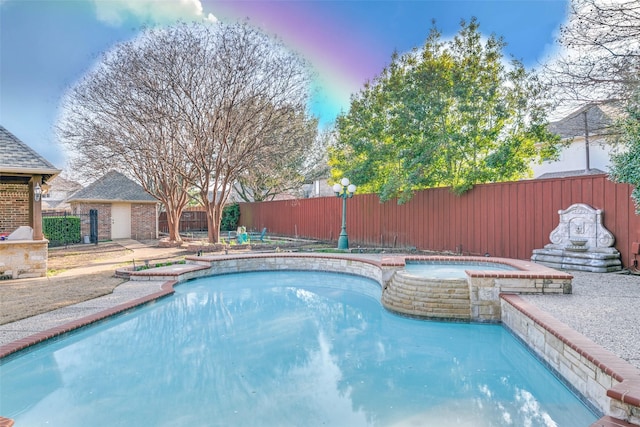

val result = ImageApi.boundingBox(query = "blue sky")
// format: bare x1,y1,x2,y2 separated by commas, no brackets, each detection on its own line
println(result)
0,0,568,169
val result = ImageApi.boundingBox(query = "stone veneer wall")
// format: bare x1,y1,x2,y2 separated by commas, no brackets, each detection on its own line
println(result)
0,182,29,234
501,295,640,425
131,203,157,240
0,240,48,279
71,203,111,241
382,273,471,320
130,254,383,287
382,274,571,323
469,275,570,322
381,255,572,322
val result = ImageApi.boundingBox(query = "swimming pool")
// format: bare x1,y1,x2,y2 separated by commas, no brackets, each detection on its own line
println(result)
0,271,597,426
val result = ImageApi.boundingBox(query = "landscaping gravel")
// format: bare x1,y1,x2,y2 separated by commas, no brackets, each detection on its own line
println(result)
522,270,640,370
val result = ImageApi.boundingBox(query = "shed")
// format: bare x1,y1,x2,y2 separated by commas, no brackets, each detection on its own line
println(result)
67,171,159,241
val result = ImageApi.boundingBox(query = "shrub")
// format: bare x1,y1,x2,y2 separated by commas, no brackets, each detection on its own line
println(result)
43,216,81,244
221,203,240,231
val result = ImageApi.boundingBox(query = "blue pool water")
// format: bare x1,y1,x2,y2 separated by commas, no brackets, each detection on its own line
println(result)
0,271,597,426
405,261,518,279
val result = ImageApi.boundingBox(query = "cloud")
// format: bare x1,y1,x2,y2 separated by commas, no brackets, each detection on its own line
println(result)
91,0,217,27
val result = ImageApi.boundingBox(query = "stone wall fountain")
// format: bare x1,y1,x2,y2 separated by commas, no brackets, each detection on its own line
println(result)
531,203,622,272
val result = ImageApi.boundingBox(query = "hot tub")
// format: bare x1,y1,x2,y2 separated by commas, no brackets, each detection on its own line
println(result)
381,256,572,322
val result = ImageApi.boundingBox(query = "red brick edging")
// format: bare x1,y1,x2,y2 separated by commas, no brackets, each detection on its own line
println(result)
502,294,640,426
0,281,178,359
591,415,639,427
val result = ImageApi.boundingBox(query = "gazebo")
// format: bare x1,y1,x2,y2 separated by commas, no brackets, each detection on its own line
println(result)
0,126,60,279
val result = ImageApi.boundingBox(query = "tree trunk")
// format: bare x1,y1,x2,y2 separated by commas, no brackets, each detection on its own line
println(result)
206,202,222,244
165,208,183,242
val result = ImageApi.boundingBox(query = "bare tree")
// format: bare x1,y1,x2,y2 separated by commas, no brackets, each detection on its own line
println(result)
58,26,202,242
173,23,314,242
233,112,321,202
543,0,640,111
58,22,314,243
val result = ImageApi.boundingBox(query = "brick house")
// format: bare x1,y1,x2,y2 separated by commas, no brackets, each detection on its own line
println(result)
66,171,158,241
0,125,61,278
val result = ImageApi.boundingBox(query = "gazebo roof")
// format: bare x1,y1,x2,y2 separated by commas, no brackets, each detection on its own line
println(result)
0,125,60,182
67,171,157,203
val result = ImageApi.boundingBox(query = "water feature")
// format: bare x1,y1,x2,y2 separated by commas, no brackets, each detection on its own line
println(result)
531,203,622,272
0,271,597,426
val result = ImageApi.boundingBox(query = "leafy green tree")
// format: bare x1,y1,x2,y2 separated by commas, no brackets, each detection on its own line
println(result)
609,90,640,212
330,18,559,202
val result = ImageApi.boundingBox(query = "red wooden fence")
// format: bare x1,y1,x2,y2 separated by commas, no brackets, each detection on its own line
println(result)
159,207,208,233
239,174,640,269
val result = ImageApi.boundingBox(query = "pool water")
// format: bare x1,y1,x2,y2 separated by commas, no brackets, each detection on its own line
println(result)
0,271,596,426
405,261,518,279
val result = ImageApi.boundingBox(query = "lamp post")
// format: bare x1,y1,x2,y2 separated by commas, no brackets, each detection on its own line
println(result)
332,177,357,250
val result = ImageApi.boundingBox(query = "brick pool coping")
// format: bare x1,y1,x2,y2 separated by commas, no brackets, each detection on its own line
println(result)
389,254,574,278
0,253,637,426
501,294,640,426
0,281,177,359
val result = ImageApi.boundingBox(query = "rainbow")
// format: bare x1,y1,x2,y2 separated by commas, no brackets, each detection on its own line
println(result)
210,1,388,126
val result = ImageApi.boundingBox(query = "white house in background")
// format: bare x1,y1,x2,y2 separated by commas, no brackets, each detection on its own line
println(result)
302,178,335,198
41,175,83,212
531,103,621,179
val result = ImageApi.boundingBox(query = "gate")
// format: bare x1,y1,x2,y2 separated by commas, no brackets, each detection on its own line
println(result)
42,210,99,247
90,209,98,244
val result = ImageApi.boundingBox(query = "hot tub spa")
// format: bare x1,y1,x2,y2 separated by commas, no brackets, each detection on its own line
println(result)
381,256,572,322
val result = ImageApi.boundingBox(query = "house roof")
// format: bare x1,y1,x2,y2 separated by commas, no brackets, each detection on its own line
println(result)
549,103,621,140
0,125,61,182
535,169,607,180
67,171,157,203
47,175,83,194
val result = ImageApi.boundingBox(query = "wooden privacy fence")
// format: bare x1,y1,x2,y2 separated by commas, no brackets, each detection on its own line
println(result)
239,174,640,269
158,208,207,234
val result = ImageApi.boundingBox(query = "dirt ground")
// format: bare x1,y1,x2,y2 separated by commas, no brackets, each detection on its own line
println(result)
0,242,185,325
47,242,132,272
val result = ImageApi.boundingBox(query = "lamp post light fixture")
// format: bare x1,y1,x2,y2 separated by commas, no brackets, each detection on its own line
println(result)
332,177,357,250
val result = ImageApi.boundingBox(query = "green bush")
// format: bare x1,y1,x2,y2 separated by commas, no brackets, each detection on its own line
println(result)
221,203,240,231
43,216,81,244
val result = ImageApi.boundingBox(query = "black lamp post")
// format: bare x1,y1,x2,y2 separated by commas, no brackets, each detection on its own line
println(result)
332,178,357,249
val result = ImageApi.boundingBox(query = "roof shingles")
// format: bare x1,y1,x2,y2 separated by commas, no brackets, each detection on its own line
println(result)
67,171,157,203
0,125,60,176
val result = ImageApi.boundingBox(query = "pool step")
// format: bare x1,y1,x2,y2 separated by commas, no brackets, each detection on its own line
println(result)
382,271,471,320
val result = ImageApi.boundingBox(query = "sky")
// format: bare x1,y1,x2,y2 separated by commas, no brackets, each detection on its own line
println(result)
0,0,569,169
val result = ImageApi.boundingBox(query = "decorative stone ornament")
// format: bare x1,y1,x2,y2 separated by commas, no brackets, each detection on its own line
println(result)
532,203,622,272
548,203,615,249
